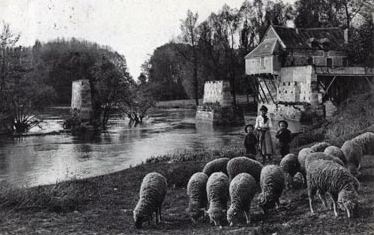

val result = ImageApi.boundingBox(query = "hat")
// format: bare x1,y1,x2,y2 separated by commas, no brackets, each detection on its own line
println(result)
244,124,254,133
278,120,288,128
259,105,268,112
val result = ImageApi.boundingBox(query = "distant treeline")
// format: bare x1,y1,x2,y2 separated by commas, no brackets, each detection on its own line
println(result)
142,0,373,103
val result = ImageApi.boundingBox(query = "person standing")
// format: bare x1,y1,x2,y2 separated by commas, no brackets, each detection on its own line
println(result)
244,124,257,159
276,120,292,158
255,105,273,163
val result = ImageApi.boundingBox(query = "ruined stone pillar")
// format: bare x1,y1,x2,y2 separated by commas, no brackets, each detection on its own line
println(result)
71,79,93,121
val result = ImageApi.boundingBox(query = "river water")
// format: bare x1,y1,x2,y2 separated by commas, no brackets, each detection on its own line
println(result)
0,107,251,187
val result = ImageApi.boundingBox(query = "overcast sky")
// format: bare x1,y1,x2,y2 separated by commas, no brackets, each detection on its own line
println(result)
0,0,294,78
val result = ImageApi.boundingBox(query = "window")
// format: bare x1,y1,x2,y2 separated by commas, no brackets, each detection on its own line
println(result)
260,57,265,69
327,58,333,67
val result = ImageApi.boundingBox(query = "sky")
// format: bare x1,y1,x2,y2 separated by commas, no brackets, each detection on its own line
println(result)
0,0,294,78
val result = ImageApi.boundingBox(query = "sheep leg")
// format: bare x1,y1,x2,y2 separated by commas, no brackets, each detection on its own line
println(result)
318,191,328,209
155,206,161,224
308,187,316,215
344,204,351,218
332,200,339,217
244,210,251,224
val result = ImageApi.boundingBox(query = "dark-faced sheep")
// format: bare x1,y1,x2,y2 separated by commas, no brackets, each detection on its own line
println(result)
133,172,167,228
306,159,360,218
206,172,230,226
324,146,346,165
280,153,300,188
203,158,230,176
186,172,209,223
310,142,331,152
227,173,257,226
227,157,263,183
258,165,285,213
341,140,363,176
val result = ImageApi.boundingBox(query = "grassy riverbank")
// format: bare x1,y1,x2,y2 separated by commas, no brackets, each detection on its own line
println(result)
0,148,373,234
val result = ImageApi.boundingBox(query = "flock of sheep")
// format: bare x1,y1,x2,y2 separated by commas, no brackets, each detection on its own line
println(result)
132,132,374,229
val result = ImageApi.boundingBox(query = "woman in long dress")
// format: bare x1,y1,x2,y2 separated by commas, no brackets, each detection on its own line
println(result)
255,105,274,163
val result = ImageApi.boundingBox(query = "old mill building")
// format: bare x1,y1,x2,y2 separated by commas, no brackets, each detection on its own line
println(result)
244,25,374,128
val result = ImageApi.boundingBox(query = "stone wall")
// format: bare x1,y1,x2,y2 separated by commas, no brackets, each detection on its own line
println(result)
71,79,93,121
203,80,232,107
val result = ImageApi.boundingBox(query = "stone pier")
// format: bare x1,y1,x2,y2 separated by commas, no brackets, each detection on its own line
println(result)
71,79,93,121
196,80,244,126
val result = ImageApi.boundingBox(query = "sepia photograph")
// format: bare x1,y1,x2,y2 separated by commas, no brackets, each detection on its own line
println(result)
0,0,373,234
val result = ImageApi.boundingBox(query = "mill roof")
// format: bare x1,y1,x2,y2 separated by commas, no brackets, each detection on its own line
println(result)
245,38,278,59
245,25,346,59
272,25,345,50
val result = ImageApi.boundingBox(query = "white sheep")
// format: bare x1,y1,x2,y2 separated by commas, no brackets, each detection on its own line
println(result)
133,172,167,228
306,159,360,218
324,146,347,165
279,153,300,188
227,157,263,183
310,141,331,152
341,140,363,176
298,147,315,174
206,172,230,226
202,158,230,176
258,165,285,213
227,173,257,226
186,172,209,223
351,132,374,155
304,152,345,208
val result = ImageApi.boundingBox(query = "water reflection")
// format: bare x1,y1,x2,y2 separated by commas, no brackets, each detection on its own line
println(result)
0,108,245,187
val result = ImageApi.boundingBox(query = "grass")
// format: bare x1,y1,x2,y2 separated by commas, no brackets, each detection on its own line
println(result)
0,153,373,234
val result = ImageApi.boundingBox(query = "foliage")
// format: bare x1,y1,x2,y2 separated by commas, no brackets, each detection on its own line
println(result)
0,23,55,133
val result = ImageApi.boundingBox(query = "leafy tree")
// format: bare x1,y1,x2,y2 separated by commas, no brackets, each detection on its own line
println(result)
179,10,200,105
0,23,55,133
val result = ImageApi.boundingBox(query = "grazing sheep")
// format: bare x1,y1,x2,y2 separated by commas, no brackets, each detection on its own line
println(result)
341,140,364,176
298,148,315,174
203,158,230,176
186,172,209,223
206,172,230,226
324,146,347,165
310,142,331,152
305,152,345,168
306,159,360,218
304,152,346,207
258,165,285,213
227,173,257,226
227,157,263,182
133,172,167,228
351,132,374,155
280,153,300,188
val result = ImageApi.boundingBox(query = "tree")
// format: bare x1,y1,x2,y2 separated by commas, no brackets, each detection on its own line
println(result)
179,10,200,105
0,23,55,133
145,43,189,100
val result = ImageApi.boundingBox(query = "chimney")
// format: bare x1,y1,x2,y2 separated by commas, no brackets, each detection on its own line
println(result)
344,28,349,44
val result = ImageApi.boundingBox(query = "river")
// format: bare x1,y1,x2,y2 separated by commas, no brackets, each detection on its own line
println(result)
0,107,251,187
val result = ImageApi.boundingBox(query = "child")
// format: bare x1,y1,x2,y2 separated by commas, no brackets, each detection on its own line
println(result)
275,120,292,158
244,124,258,159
